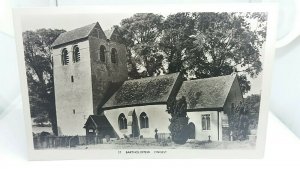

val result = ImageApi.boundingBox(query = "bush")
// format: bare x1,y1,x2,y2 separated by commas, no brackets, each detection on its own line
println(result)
167,96,191,144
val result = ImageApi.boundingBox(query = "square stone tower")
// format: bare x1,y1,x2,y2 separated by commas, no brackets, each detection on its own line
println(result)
51,22,128,136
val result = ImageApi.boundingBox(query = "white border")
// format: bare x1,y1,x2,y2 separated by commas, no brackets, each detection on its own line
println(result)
13,3,278,160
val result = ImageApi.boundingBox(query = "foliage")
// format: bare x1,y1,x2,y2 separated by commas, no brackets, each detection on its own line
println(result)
227,101,249,140
119,13,165,78
23,28,66,135
244,94,261,130
228,94,261,140
33,112,49,126
120,12,267,94
131,111,140,138
167,96,192,144
160,13,196,74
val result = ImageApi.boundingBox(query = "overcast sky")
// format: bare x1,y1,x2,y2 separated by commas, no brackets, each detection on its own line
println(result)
21,12,263,97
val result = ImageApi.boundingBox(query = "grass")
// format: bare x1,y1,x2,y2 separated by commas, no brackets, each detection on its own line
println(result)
75,138,256,150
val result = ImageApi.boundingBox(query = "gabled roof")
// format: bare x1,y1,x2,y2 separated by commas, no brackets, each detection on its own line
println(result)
104,27,121,42
52,22,98,48
84,115,111,128
102,73,181,109
176,74,237,110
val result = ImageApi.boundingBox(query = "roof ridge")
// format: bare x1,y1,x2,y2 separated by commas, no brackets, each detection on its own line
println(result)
186,74,236,83
125,72,180,83
61,22,97,35
52,22,98,48
86,22,99,37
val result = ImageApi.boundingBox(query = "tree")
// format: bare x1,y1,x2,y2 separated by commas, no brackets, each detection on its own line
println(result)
167,96,193,144
227,101,250,140
119,13,165,78
244,94,261,130
33,112,48,127
23,29,66,135
159,13,196,74
160,12,267,94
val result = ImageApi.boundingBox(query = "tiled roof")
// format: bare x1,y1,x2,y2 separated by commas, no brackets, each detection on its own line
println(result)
176,75,236,110
52,22,97,48
84,115,111,128
102,73,181,109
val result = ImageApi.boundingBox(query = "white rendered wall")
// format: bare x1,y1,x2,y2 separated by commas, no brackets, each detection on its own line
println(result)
104,104,171,138
52,40,93,136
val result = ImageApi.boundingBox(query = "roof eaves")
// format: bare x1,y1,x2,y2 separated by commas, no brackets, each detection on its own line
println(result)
87,22,99,38
102,101,167,111
222,74,238,108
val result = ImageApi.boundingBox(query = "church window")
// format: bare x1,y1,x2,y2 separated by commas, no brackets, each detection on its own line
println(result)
99,45,106,62
118,113,127,130
202,114,211,130
71,75,74,82
61,48,69,65
111,48,117,63
72,45,80,63
140,112,149,129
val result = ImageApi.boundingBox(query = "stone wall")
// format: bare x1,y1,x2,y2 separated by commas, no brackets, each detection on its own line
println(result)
89,36,128,114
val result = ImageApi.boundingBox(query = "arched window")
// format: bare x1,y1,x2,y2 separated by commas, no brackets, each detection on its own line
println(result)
111,48,117,63
118,113,127,130
202,114,211,130
61,48,69,65
72,45,80,63
99,45,106,62
139,112,149,129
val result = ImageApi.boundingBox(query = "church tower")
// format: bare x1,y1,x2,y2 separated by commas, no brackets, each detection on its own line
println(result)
51,22,128,136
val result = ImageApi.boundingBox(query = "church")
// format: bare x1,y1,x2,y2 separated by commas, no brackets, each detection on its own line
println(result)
51,22,243,142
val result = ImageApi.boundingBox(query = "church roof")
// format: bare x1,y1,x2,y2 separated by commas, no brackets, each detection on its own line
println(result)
176,75,237,110
52,22,98,48
102,73,182,109
84,115,111,128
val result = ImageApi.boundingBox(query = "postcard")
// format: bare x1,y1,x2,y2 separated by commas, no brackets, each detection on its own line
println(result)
13,4,277,160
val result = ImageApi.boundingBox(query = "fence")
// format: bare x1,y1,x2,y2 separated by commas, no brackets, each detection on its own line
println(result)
157,133,171,142
33,135,103,149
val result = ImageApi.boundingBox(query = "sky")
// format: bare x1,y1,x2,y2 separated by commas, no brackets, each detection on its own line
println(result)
21,12,263,97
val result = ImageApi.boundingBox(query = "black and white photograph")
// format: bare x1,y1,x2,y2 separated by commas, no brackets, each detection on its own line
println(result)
13,5,277,159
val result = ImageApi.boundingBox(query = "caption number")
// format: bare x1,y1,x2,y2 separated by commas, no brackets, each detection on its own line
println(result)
118,150,122,154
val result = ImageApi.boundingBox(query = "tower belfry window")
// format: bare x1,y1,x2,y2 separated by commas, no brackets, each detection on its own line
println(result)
111,48,117,63
99,45,106,62
73,45,80,63
61,48,69,65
